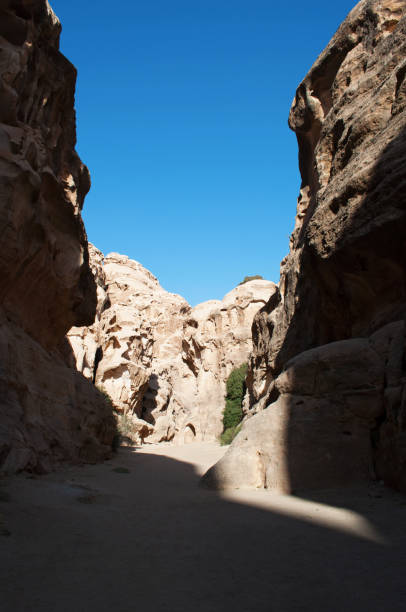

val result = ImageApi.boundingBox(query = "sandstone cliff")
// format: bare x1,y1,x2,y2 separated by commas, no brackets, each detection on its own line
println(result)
68,247,276,444
0,1,115,473
204,0,406,492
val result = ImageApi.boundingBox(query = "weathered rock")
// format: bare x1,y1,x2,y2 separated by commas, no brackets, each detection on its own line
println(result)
203,332,389,492
68,248,189,444
68,249,276,444
205,0,406,492
0,1,116,473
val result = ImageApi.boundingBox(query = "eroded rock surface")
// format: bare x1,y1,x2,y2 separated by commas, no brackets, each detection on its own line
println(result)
204,0,406,492
68,248,276,444
0,1,115,473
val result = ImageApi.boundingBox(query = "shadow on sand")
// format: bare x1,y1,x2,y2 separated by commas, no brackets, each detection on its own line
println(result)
2,447,406,612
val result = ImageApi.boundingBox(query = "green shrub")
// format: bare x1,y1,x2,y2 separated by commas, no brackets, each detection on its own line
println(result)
116,412,133,438
220,424,242,446
95,386,122,452
223,398,243,431
96,385,115,409
223,363,247,431
238,275,263,286
111,412,134,452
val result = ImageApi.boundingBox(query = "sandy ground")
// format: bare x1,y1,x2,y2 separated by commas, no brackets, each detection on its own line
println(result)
1,442,406,612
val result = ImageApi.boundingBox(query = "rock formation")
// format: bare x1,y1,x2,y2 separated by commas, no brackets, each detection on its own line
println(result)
0,1,115,473
203,0,406,492
68,247,276,444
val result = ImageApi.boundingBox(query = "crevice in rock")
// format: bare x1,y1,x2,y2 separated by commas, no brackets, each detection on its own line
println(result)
92,346,103,384
395,63,406,97
265,385,280,409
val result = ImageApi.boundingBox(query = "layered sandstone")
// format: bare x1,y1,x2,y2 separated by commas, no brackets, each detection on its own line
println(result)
68,248,276,444
0,1,115,473
204,0,406,492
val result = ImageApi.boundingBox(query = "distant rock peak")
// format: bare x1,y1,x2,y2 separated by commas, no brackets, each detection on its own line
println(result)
68,245,277,444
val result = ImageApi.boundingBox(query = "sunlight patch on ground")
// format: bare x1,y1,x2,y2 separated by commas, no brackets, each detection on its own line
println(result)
138,441,386,545
221,488,387,545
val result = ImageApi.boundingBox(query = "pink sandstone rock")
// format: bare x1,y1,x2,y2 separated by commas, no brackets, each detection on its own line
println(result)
68,247,276,444
0,1,116,473
204,0,406,492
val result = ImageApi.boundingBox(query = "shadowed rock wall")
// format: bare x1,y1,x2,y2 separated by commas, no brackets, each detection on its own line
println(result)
0,0,115,473
204,0,406,492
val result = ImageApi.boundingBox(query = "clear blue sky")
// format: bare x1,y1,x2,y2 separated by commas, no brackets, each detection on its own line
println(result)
52,0,356,305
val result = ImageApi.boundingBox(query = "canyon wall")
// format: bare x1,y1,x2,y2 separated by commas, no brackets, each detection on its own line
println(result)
0,0,115,473
204,0,406,492
68,247,276,444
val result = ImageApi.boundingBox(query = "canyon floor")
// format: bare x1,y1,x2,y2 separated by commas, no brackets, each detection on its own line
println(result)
1,442,406,612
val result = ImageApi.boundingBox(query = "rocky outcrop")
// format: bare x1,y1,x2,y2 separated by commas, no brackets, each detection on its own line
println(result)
0,1,115,473
68,248,276,444
204,0,406,492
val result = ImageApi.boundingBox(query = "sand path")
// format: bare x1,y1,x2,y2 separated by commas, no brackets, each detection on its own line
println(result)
1,442,406,611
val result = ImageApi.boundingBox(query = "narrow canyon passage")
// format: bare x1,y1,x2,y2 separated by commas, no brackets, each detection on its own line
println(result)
1,444,406,612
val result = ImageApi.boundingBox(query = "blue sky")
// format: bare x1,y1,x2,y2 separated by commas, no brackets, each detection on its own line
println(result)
52,0,356,305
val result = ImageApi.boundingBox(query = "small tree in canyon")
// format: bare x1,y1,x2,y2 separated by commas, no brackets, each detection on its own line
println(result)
238,275,263,285
221,363,248,445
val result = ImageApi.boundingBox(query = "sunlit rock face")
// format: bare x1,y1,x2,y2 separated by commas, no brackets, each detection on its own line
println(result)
0,1,116,473
204,0,406,492
68,247,276,444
